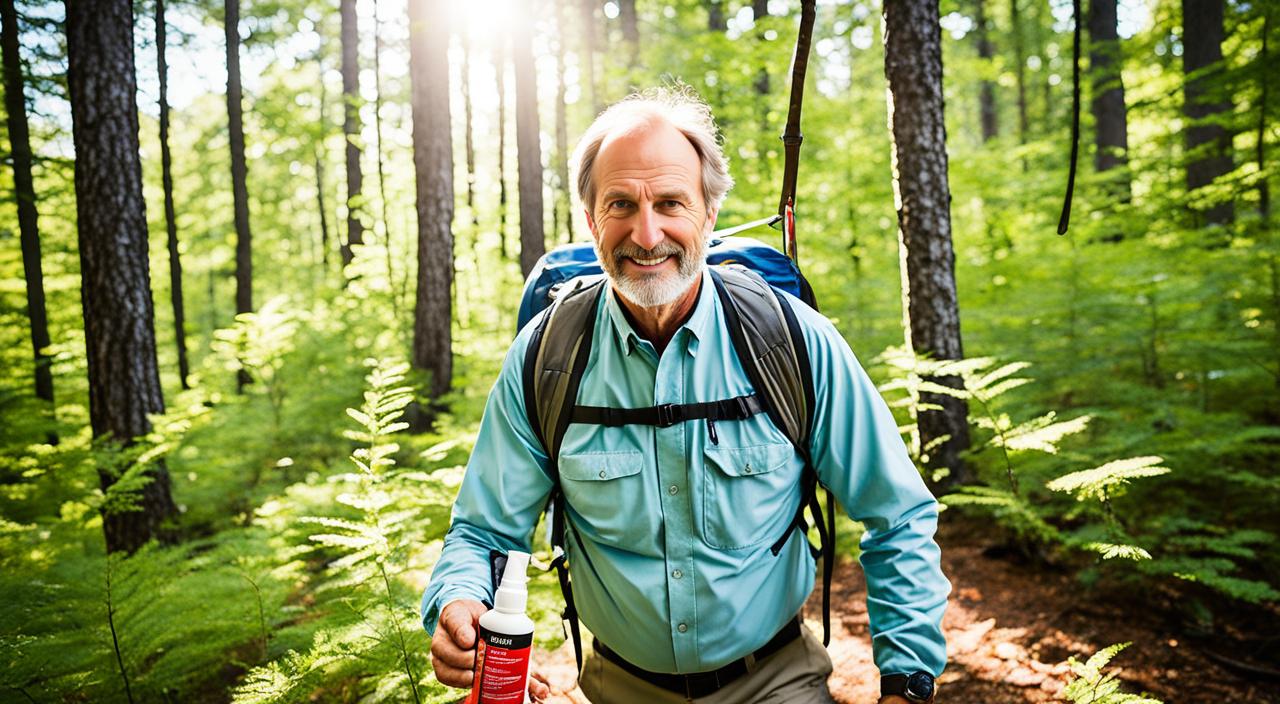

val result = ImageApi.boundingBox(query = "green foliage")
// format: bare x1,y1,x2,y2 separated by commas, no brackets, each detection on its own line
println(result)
1060,643,1164,704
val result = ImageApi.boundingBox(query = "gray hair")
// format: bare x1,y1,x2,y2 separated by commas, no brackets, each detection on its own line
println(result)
571,86,734,216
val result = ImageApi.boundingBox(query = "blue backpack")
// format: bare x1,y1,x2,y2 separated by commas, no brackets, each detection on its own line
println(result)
510,236,834,675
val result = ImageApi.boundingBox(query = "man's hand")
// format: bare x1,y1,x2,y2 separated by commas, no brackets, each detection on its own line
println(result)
430,600,489,688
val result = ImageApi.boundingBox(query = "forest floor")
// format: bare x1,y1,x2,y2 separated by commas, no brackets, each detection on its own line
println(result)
529,518,1280,704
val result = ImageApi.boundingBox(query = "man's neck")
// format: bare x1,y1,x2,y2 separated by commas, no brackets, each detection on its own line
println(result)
615,278,702,355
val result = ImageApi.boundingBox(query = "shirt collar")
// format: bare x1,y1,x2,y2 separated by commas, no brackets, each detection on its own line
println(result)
603,269,715,357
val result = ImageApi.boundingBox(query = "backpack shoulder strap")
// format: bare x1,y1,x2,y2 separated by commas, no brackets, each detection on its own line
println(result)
522,276,607,463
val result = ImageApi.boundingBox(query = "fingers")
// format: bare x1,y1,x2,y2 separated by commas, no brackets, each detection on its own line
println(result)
528,670,551,702
430,600,488,689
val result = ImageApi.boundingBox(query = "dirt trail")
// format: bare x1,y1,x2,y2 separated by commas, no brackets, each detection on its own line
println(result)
533,519,1278,703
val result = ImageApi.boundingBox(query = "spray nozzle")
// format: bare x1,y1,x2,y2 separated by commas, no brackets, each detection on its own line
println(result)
494,550,530,614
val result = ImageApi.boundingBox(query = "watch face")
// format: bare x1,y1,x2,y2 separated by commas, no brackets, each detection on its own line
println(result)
905,671,934,701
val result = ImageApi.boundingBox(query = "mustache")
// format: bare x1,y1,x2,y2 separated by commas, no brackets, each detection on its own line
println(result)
612,241,686,263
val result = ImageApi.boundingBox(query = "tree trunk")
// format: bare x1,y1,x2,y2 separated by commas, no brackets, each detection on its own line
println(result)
555,0,573,243
341,0,364,267
708,0,726,31
1182,0,1234,227
155,0,189,390
1260,10,1271,222
226,0,253,394
372,0,397,317
2,0,56,425
65,0,178,552
619,0,638,65
409,0,454,401
1088,0,1130,198
314,27,332,270
495,36,510,259
579,0,600,114
975,0,998,142
462,31,478,227
883,0,972,487
754,0,770,98
514,5,545,278
1010,0,1028,168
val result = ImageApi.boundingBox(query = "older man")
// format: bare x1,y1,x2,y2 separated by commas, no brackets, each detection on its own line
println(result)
422,88,949,704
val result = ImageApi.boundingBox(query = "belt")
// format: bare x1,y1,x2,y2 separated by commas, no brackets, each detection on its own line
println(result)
593,616,803,700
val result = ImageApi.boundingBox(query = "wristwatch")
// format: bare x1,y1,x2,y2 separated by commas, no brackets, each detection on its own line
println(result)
881,671,936,703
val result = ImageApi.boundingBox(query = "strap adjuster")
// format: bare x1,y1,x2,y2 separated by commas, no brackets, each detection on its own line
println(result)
655,403,683,427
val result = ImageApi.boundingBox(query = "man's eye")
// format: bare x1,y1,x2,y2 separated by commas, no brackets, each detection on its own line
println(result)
661,200,683,208
609,200,632,209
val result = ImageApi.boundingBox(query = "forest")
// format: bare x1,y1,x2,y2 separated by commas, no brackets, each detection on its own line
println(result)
1,0,1278,702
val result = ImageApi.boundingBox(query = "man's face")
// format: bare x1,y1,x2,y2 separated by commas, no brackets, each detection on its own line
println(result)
586,119,719,309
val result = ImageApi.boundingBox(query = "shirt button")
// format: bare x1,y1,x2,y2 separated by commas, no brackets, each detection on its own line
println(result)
672,569,683,579
744,463,753,474
677,623,688,633
668,484,679,495
599,470,607,479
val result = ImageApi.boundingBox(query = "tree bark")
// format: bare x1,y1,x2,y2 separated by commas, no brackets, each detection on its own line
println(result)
409,0,454,400
754,0,770,98
514,7,545,278
1259,10,1271,222
975,0,998,142
1182,0,1234,227
462,31,478,227
372,0,397,316
883,0,972,487
619,0,638,65
65,0,178,552
156,0,189,390
314,27,332,270
579,0,600,114
226,0,253,394
1010,0,1028,167
1088,0,1130,198
495,36,510,259
2,0,55,421
708,0,726,31
341,0,364,267
554,0,573,243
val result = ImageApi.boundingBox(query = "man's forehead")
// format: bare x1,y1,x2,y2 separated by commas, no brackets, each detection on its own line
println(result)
595,118,701,178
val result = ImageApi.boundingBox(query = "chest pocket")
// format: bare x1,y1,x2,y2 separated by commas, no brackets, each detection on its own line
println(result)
700,442,797,550
559,451,656,549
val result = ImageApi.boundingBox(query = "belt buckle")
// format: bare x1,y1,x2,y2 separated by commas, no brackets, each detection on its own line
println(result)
655,403,680,428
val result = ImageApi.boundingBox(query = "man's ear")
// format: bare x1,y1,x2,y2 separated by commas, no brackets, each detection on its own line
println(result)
703,204,720,236
584,208,598,240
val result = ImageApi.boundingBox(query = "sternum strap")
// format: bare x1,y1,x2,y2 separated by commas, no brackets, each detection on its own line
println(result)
570,394,764,429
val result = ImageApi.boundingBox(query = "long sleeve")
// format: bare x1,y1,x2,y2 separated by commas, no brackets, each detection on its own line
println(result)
797,300,950,677
420,327,553,635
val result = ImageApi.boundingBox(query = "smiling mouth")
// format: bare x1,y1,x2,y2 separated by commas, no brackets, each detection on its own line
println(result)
627,255,673,267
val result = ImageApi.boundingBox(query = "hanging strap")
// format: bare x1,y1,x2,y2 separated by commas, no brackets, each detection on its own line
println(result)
1058,0,1082,234
777,0,817,221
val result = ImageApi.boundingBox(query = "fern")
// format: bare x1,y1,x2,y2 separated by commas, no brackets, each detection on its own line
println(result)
1060,643,1164,704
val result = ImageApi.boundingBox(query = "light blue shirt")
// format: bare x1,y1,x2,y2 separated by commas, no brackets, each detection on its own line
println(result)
421,269,949,677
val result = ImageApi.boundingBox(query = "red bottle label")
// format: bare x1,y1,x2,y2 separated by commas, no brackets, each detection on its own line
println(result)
466,625,533,704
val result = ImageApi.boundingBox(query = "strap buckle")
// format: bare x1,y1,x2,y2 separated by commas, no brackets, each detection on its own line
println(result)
654,403,683,428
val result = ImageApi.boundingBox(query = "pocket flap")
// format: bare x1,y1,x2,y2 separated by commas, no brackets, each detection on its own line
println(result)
559,451,645,481
706,443,793,478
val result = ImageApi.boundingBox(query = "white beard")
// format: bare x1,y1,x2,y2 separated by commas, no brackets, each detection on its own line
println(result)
598,236,706,309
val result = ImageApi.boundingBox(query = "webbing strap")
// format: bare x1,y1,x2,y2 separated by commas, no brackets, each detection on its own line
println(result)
570,394,763,428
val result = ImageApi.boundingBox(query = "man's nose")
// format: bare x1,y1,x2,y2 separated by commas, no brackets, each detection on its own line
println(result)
632,206,664,250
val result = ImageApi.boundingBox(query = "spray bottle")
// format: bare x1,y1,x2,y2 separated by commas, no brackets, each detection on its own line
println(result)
465,550,535,704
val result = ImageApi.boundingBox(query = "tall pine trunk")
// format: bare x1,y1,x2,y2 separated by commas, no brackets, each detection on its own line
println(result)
579,0,600,114
341,0,364,267
619,0,638,65
883,0,972,487
554,0,573,243
1182,0,1234,227
1011,0,1028,167
1088,0,1130,198
66,0,178,552
975,0,998,142
226,0,253,394
2,0,55,427
514,11,545,278
372,0,397,317
156,0,189,389
495,36,509,259
314,24,332,270
461,32,478,227
409,0,454,401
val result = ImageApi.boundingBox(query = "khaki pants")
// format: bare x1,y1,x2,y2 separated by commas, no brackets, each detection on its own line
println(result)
578,625,835,704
